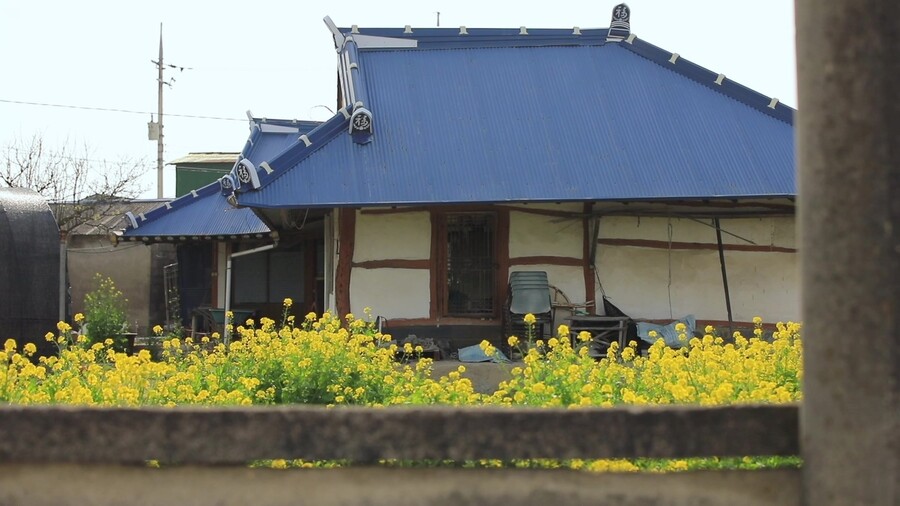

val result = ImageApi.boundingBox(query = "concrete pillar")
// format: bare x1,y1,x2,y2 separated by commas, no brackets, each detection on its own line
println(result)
796,1,899,505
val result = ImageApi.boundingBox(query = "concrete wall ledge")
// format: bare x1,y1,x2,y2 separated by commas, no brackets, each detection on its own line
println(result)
0,404,798,464
0,465,800,506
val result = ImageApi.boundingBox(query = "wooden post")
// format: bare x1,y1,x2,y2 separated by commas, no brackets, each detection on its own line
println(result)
582,203,595,315
796,1,899,504
335,208,356,319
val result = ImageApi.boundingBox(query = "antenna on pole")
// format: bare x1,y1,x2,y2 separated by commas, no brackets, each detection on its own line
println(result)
436,11,440,27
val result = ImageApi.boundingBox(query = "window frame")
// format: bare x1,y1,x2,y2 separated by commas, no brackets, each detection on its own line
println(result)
434,211,500,319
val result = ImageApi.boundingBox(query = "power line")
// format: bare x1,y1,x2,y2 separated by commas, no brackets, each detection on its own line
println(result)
0,98,246,122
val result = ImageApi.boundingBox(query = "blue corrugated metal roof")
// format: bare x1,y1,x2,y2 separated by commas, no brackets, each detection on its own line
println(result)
236,28,795,209
121,118,320,239
120,182,271,239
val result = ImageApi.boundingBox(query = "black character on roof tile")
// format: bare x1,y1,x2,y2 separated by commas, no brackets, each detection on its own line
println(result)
352,112,371,132
219,175,236,196
350,107,374,145
607,3,631,41
236,163,252,184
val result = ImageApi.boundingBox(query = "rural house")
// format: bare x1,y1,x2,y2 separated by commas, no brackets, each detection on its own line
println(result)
118,6,796,349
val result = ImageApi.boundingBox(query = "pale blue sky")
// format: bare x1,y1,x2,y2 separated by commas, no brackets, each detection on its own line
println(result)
0,0,796,198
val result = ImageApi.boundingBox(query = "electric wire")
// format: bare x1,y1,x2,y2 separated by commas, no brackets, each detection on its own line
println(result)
0,98,245,122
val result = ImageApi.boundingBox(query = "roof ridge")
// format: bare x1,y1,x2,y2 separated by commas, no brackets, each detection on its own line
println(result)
232,108,352,201
619,35,794,124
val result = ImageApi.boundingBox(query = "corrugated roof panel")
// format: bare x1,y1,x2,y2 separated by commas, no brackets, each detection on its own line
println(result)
121,183,270,238
120,118,325,238
239,41,794,209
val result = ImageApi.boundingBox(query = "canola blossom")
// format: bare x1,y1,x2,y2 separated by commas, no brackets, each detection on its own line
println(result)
1,311,477,407
0,305,802,471
489,320,802,407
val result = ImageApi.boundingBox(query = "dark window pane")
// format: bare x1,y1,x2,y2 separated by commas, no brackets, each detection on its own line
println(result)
269,250,303,303
233,254,267,304
446,213,495,316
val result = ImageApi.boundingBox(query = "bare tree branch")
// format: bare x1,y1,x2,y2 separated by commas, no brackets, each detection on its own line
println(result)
1,133,150,235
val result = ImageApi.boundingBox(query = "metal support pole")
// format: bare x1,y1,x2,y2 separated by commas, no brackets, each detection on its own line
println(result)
58,232,67,323
797,1,899,505
713,218,733,335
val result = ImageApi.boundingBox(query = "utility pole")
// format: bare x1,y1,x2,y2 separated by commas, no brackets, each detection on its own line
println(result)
155,23,164,199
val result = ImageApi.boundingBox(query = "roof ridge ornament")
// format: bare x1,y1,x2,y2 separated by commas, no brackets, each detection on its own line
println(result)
323,16,346,53
233,158,261,191
350,103,374,144
219,174,236,197
606,3,631,42
125,212,139,229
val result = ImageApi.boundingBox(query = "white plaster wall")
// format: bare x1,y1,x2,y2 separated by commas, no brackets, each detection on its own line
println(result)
349,209,432,318
602,216,796,248
350,268,430,319
508,209,583,259
596,216,799,323
354,211,430,262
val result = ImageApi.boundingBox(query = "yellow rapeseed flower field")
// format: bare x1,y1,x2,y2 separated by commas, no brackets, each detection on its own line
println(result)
0,304,801,472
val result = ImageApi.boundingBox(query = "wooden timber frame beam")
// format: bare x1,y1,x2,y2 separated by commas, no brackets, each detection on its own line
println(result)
583,202,595,315
335,208,356,319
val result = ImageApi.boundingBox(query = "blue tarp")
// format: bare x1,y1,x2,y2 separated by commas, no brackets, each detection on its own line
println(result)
636,315,696,349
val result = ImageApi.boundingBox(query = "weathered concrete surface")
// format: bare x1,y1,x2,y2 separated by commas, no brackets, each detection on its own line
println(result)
796,1,900,505
0,465,800,506
0,404,798,464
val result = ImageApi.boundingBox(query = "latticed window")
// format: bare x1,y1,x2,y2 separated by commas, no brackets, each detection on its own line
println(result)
444,213,496,316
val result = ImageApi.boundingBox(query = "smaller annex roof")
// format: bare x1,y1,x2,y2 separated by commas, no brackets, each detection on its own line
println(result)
230,7,796,210
168,152,239,166
61,199,168,236
117,116,320,243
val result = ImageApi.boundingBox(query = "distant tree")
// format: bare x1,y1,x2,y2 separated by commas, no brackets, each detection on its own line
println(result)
1,133,148,235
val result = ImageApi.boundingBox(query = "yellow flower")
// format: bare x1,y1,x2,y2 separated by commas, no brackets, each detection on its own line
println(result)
45,332,55,342
74,313,85,323
152,325,164,336
479,340,496,356
23,343,37,356
753,316,763,325
704,325,714,334
283,298,293,308
577,331,592,342
523,313,536,325
507,336,519,347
